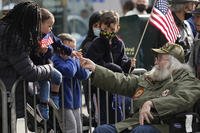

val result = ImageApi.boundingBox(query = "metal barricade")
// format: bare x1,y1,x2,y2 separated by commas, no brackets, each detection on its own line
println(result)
23,78,89,133
0,68,147,133
0,78,60,133
0,78,77,133
10,78,22,133
0,77,23,133
0,79,8,133
25,81,64,133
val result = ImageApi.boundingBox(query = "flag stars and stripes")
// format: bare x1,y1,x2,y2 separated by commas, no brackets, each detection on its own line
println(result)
155,0,168,14
40,33,54,48
149,0,180,43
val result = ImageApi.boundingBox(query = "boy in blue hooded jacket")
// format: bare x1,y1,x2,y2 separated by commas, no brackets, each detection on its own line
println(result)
52,33,90,133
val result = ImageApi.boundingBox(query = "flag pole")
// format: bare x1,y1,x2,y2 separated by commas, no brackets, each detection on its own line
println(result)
128,0,158,74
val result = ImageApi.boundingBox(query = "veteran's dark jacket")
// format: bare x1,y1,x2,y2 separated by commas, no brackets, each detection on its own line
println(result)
0,22,53,118
91,65,200,133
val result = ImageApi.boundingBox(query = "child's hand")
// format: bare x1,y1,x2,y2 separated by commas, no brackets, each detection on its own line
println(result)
38,47,48,54
131,58,136,67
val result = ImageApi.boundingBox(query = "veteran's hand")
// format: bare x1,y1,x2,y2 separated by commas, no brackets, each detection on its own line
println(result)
139,100,154,125
72,50,82,58
80,57,96,72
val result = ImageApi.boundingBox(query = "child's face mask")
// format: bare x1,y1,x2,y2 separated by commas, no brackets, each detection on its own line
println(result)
99,23,119,40
100,30,116,40
93,27,101,37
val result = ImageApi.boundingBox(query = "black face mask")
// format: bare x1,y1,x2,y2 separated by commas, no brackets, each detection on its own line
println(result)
185,13,192,20
136,4,146,13
100,30,116,40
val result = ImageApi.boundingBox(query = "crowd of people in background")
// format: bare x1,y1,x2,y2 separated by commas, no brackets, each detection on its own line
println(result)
1,0,200,133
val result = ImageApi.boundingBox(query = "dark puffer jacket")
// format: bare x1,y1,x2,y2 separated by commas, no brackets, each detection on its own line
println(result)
0,22,53,118
86,36,131,73
85,36,132,124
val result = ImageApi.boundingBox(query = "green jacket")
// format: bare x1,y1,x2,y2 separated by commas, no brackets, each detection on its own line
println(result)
91,65,200,133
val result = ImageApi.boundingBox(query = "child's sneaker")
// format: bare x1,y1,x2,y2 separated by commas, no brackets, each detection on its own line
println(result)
36,104,49,120
49,95,60,110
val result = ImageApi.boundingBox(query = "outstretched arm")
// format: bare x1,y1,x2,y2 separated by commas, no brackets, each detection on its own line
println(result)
80,57,139,97
80,57,96,72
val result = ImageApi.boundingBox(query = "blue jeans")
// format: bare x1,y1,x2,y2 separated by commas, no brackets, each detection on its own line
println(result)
93,124,161,133
39,68,62,102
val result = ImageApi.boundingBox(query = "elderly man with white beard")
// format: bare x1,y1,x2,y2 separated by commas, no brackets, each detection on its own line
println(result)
80,43,200,133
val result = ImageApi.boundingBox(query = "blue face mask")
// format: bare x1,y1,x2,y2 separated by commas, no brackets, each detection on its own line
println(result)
93,28,100,37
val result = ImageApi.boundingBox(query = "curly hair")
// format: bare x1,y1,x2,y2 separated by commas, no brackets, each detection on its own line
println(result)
0,1,41,54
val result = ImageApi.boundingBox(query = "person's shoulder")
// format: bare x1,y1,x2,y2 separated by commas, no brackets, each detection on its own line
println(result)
125,10,136,16
92,37,103,43
90,37,105,48
115,36,123,42
113,36,124,45
51,54,60,61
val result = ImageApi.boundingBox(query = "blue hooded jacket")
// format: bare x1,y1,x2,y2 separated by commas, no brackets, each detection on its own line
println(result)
52,55,90,109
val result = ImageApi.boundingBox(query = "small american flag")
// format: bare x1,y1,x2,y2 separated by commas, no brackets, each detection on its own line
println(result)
149,0,179,43
40,33,54,48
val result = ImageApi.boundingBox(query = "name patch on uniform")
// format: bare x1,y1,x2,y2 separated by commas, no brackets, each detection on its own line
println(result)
161,89,170,97
132,87,144,99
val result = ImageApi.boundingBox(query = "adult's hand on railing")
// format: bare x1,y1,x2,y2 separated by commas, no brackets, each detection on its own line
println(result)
80,57,96,72
139,100,154,125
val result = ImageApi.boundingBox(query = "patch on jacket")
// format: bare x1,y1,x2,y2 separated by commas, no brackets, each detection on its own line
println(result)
132,87,144,100
161,89,170,97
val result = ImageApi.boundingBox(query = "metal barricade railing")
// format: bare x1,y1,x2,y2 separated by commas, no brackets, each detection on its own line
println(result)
0,67,147,133
33,80,89,133
0,79,8,133
0,78,59,133
10,77,22,133
88,78,92,132
0,77,23,133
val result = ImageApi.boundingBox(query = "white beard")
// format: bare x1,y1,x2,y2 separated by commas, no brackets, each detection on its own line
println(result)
145,64,171,81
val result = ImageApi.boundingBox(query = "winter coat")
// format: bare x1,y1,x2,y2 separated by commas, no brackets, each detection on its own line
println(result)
52,55,90,109
86,36,131,73
0,22,53,118
91,65,200,133
86,36,133,124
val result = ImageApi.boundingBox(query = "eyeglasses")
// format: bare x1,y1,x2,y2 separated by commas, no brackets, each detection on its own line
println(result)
155,55,169,62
